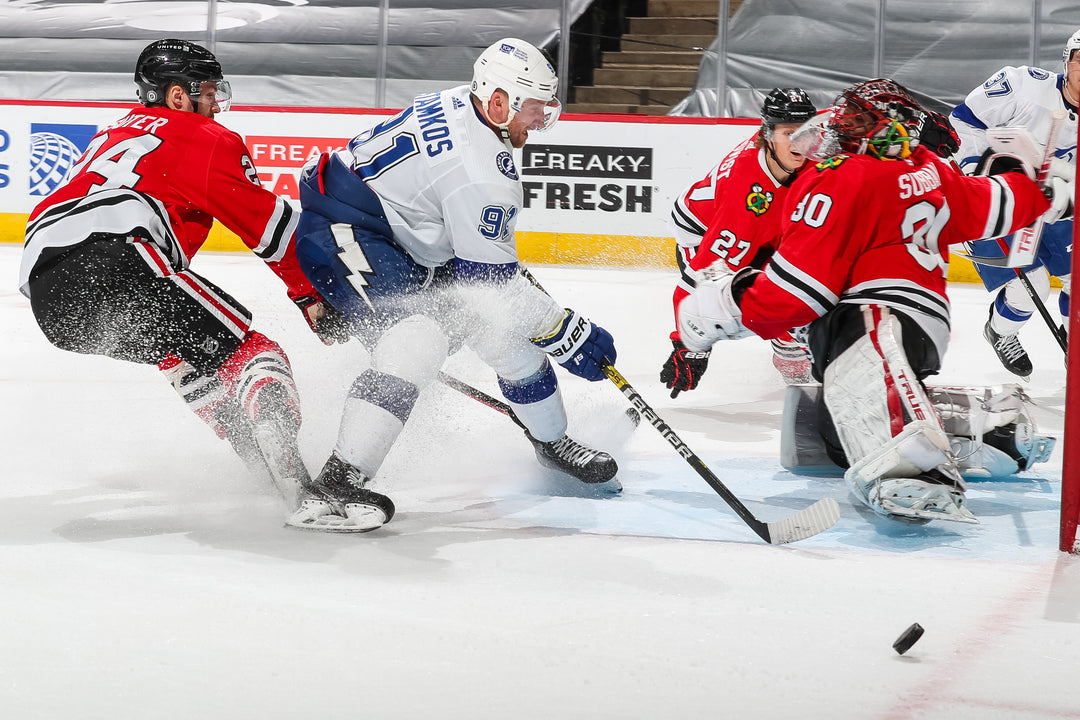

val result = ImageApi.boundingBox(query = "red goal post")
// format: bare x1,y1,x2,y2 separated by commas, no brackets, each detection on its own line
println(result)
1063,119,1080,553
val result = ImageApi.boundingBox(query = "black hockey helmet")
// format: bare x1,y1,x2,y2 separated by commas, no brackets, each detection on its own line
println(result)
134,38,231,110
761,88,817,136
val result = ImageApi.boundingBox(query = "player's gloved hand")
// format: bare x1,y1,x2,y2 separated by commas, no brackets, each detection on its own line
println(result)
919,110,960,158
532,309,616,382
1043,176,1075,224
294,295,352,345
660,340,710,398
677,267,759,352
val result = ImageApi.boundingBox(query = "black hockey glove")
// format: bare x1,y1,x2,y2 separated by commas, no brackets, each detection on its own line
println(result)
294,295,352,345
919,110,960,158
660,340,711,398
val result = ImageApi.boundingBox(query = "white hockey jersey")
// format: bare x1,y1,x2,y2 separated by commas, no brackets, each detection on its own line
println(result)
950,65,1079,173
345,85,523,271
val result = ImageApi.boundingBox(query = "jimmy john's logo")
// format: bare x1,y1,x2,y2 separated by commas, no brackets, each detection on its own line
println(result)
521,144,653,213
745,183,773,216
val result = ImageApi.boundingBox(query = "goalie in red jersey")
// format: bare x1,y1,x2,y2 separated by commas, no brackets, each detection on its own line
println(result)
661,88,817,396
20,39,348,512
675,79,1071,524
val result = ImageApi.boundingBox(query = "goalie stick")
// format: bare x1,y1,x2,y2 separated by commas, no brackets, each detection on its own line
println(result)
600,362,840,545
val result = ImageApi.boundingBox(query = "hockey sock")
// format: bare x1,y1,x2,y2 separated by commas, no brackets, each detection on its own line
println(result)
498,360,568,443
218,331,301,427
160,353,231,438
991,272,1049,336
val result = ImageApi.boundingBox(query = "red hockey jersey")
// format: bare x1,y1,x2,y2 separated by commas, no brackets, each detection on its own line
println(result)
21,106,313,299
669,134,794,341
739,145,1051,355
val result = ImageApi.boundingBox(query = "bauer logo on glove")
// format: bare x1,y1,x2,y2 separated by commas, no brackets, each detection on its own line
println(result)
532,309,617,382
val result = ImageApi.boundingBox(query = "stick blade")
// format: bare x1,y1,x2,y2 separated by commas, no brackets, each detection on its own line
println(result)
764,498,841,545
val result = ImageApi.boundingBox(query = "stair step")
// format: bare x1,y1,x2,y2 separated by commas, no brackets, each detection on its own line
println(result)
566,102,673,116
618,33,717,51
628,16,719,35
573,86,689,105
601,50,704,66
648,0,729,17
593,67,699,86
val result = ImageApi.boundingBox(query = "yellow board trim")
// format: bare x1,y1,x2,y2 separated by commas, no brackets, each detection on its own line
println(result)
0,211,1057,286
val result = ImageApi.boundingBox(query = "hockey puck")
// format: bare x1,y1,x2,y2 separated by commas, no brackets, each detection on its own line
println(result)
892,623,925,655
625,407,641,428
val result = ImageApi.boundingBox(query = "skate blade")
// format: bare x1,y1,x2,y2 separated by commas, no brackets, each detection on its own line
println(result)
284,500,388,533
878,498,979,525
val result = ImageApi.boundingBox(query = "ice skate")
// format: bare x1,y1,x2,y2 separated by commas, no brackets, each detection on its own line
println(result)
528,432,621,491
870,472,978,524
286,453,395,533
983,307,1032,379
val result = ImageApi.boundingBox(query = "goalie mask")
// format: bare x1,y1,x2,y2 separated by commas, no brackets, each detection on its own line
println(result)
472,38,561,132
135,38,232,112
817,79,925,160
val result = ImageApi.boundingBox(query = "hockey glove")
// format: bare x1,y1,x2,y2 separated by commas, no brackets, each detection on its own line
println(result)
660,340,710,398
919,110,960,158
294,295,352,345
532,309,617,382
677,267,758,352
1043,176,1075,224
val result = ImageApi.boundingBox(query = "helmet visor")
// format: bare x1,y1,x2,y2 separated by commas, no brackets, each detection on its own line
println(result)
193,79,232,111
515,96,562,131
791,113,842,162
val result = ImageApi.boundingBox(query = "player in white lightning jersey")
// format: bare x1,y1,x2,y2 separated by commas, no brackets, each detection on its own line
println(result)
949,29,1080,378
289,38,620,532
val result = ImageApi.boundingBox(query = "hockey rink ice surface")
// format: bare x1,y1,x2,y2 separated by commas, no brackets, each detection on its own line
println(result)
2,244,1079,719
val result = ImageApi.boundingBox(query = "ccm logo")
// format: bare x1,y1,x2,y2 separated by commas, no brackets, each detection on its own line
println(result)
548,316,589,357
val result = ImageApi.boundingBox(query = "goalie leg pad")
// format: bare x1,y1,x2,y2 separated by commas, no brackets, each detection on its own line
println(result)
844,422,977,524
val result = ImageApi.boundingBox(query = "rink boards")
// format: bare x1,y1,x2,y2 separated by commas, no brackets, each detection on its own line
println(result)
0,99,987,282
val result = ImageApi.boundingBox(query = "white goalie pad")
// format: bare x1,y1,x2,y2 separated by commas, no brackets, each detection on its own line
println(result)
929,385,1056,477
781,384,1056,480
843,421,977,524
822,307,946,466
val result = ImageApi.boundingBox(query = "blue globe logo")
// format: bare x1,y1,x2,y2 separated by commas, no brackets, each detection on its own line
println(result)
29,132,84,196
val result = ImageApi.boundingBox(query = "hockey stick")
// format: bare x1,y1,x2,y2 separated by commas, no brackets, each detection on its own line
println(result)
600,362,840,544
439,370,641,429
961,110,1067,269
437,371,526,430
993,238,1069,354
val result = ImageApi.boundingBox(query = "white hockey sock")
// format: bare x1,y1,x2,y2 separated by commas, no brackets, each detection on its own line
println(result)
336,315,448,476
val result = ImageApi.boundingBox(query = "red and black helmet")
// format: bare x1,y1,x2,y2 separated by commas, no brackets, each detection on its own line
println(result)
827,78,925,159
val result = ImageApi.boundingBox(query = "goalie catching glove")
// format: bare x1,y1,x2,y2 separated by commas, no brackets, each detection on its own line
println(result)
677,266,759,352
294,295,352,345
532,309,616,381
660,341,710,398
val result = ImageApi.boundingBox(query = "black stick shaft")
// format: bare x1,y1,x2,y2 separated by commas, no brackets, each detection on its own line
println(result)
600,363,771,542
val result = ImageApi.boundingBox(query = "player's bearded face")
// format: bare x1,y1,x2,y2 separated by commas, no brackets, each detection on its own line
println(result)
507,97,560,148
